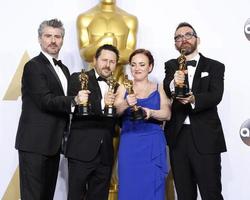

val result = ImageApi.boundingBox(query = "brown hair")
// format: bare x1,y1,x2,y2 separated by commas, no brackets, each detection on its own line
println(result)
95,44,119,62
129,49,154,73
175,22,198,37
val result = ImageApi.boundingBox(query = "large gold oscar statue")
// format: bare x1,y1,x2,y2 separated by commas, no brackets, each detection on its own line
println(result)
76,1,138,200
77,0,138,82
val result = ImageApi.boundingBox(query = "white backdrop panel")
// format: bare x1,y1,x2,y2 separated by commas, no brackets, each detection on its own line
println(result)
0,0,250,199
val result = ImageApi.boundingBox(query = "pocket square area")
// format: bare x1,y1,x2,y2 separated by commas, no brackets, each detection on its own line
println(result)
201,72,209,78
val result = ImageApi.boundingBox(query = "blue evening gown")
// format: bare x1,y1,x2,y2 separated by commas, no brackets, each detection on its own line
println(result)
118,87,168,200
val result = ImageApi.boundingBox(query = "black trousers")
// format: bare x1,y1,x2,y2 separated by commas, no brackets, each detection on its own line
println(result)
67,154,112,200
170,125,224,200
18,150,60,200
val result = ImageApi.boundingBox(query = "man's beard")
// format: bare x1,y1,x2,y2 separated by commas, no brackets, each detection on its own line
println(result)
176,40,197,56
101,67,111,77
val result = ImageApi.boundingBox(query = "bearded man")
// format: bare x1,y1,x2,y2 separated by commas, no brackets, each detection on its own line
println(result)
163,22,227,200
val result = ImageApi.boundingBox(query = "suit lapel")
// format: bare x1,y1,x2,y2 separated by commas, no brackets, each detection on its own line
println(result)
88,69,102,98
173,59,179,71
191,53,207,93
60,64,70,80
88,69,102,112
39,53,66,95
60,64,70,93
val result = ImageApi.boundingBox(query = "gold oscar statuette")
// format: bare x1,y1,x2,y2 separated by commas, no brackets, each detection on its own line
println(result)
74,69,91,116
173,49,190,98
123,75,146,120
104,73,117,117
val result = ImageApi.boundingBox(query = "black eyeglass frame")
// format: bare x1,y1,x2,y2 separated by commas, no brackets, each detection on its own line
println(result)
174,32,197,42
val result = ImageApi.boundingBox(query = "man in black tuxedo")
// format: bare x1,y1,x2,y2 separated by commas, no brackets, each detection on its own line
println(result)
66,44,119,200
163,22,227,200
15,19,83,200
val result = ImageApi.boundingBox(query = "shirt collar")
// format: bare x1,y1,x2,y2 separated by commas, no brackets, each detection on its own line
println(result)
94,69,105,80
41,51,58,66
189,53,200,64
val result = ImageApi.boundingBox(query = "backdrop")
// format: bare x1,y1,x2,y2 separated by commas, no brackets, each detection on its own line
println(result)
1,0,250,199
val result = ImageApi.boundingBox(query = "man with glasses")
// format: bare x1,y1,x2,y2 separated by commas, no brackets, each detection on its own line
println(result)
163,22,227,200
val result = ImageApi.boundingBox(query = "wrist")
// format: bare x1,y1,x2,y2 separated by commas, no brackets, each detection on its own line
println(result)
149,109,154,117
72,96,77,106
190,95,195,104
125,99,130,107
173,79,177,87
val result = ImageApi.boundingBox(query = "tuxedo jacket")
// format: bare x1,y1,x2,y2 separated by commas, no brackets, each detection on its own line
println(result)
65,69,118,165
15,53,73,156
163,53,227,154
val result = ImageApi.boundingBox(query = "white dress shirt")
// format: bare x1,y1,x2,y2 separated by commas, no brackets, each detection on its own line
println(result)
169,54,200,124
41,51,68,95
95,70,109,111
183,54,200,124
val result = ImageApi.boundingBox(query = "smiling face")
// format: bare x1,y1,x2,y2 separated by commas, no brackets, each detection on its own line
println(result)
174,26,200,56
93,49,117,78
130,53,153,81
38,26,64,57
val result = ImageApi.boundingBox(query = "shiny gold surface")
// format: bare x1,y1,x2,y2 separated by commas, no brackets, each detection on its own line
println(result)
106,72,117,108
107,73,116,93
123,74,139,112
2,167,20,200
77,0,138,65
79,69,88,90
176,48,187,89
3,51,29,100
76,0,138,84
178,49,186,71
166,170,175,200
123,74,133,94
79,69,89,105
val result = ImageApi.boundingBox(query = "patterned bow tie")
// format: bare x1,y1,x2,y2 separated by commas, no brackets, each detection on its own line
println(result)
97,76,107,82
53,58,63,68
186,60,197,67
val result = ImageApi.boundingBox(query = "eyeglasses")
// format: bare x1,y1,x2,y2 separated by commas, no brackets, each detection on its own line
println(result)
174,32,197,42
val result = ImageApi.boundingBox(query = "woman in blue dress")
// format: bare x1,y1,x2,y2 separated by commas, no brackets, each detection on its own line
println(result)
114,49,171,200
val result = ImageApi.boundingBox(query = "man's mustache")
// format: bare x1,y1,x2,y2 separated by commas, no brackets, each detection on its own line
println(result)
181,41,191,46
49,43,58,48
102,67,111,71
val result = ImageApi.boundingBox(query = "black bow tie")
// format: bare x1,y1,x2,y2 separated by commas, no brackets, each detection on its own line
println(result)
186,60,197,67
53,58,63,68
97,76,107,82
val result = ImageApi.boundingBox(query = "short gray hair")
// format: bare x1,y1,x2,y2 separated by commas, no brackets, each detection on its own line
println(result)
38,18,65,38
